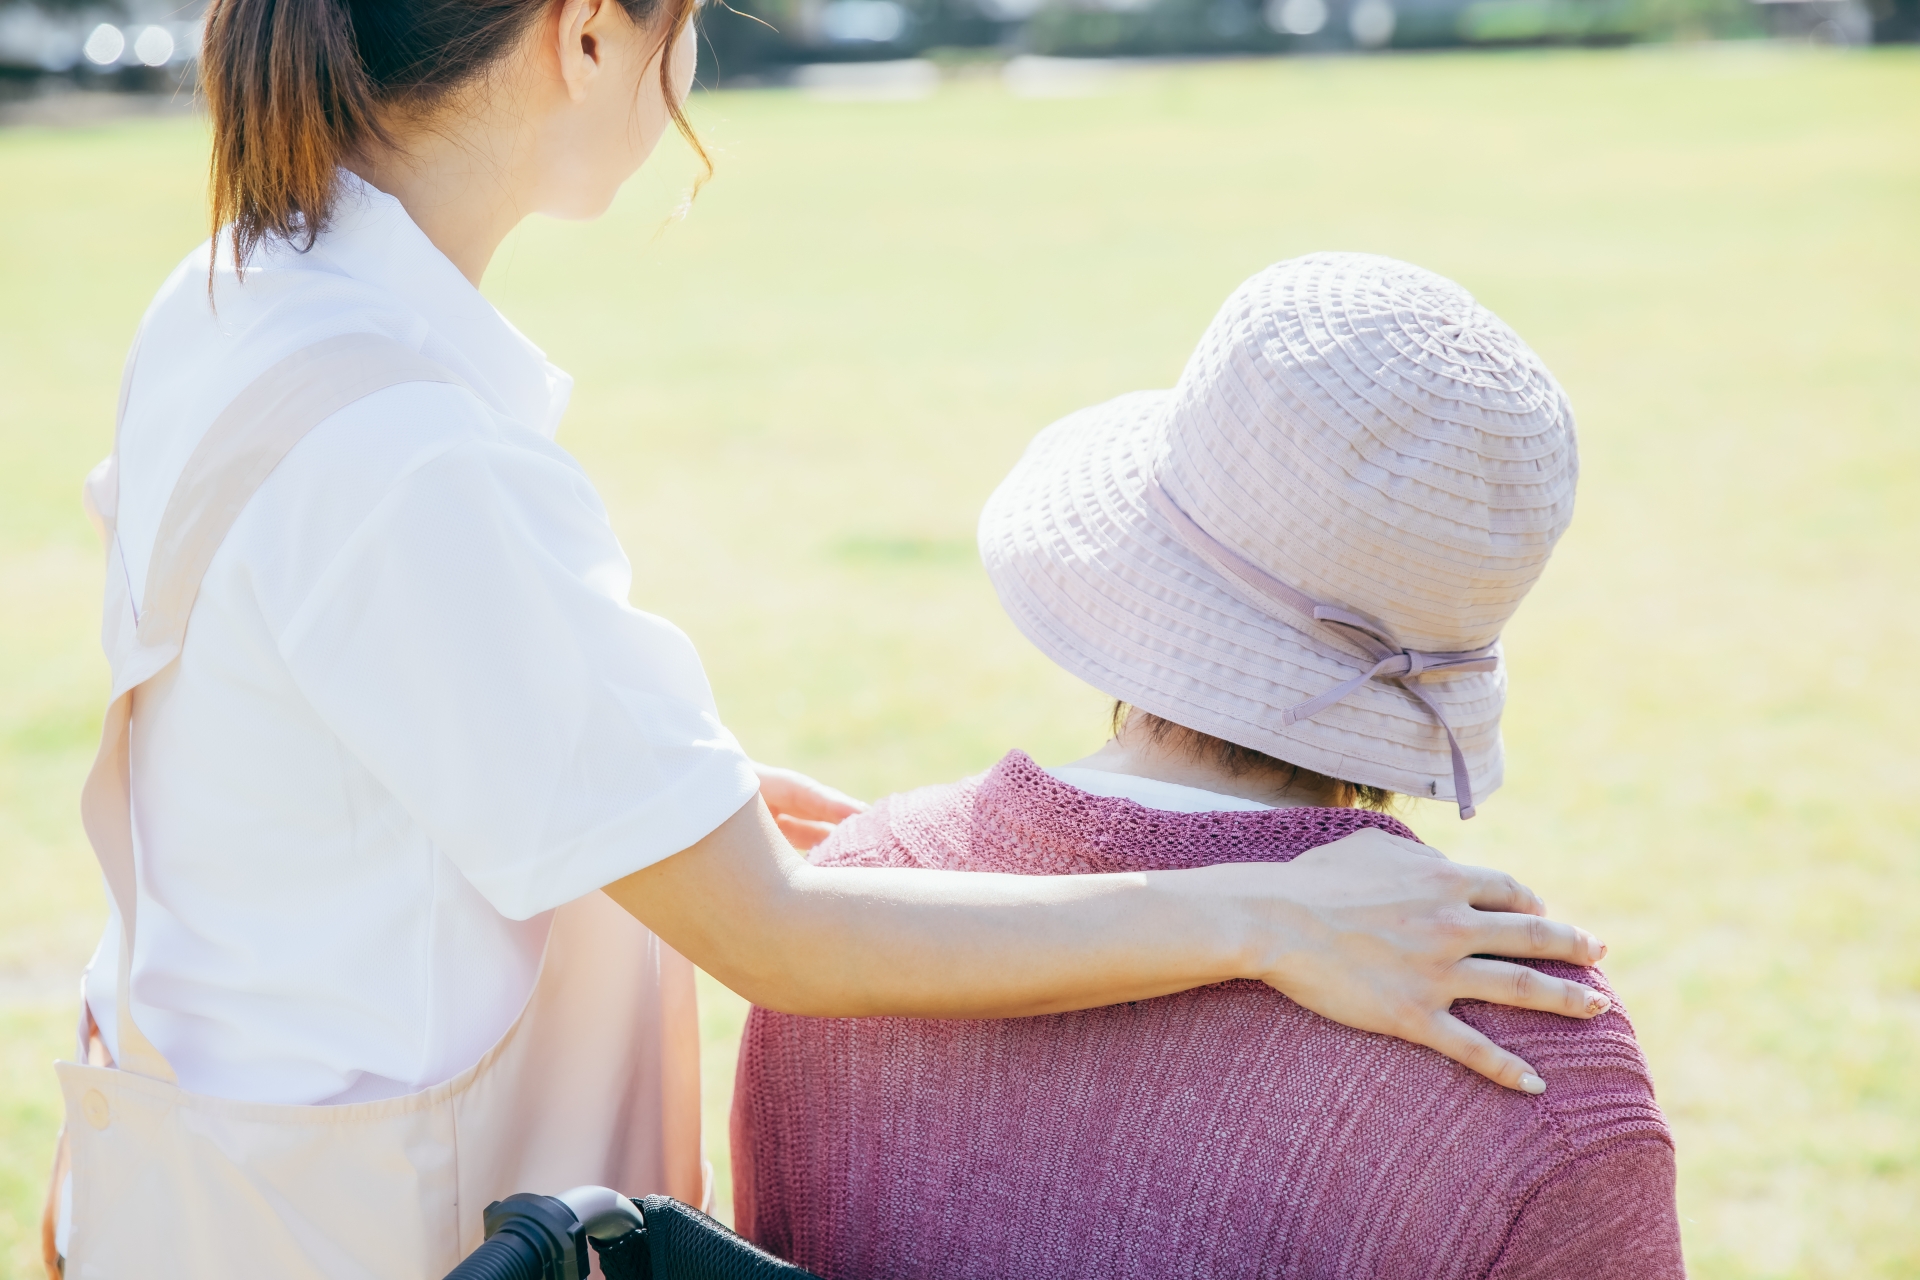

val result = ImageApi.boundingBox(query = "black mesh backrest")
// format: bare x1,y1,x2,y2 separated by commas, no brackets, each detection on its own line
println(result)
592,1197,822,1280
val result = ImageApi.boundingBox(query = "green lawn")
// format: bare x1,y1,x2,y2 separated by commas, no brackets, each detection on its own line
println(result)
2,44,1917,1279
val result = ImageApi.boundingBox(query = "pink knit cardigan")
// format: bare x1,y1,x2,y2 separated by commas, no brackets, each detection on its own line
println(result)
733,752,1684,1280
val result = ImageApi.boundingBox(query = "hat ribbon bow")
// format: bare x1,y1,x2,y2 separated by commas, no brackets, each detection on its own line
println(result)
1144,479,1498,818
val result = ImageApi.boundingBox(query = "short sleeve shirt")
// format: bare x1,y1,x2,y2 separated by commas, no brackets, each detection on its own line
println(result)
86,174,759,1105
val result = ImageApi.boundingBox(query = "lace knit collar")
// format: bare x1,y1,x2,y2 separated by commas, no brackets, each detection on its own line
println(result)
946,751,1419,876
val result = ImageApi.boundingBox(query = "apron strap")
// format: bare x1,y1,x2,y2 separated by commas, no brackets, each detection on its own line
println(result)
84,332,469,1083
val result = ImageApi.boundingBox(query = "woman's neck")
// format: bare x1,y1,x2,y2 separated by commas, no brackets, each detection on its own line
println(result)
1061,735,1345,809
345,125,531,287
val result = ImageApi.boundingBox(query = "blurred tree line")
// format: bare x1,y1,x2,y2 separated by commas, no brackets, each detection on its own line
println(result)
696,0,1908,76
2,0,1910,88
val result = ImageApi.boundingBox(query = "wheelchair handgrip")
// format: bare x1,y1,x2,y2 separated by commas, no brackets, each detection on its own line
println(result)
441,1229,548,1280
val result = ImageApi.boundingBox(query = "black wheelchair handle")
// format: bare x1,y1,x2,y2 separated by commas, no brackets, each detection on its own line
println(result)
440,1228,550,1280
442,1185,642,1280
442,1182,822,1280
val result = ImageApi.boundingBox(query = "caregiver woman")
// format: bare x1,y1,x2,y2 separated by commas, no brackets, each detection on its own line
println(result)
45,0,1611,1275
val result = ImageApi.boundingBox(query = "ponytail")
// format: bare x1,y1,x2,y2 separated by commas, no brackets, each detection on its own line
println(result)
201,0,706,274
204,0,384,267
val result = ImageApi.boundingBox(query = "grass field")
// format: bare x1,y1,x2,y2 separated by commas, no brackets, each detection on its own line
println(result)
2,44,1917,1279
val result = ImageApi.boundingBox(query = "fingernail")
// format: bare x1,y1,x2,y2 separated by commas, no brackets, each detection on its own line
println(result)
1585,992,1612,1017
1595,938,1608,960
1519,1073,1547,1095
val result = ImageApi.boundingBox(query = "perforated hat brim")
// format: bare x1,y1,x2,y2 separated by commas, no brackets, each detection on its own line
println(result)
978,390,1508,804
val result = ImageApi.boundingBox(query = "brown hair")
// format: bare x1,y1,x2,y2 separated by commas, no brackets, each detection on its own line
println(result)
1112,703,1396,812
202,0,706,271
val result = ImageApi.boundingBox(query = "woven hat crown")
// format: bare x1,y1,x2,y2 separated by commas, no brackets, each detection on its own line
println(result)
1157,253,1578,654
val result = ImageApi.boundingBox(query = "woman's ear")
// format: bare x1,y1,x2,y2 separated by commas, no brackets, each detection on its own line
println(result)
553,0,610,103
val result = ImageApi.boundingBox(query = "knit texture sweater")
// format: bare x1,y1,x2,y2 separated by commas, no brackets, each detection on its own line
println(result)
732,753,1684,1280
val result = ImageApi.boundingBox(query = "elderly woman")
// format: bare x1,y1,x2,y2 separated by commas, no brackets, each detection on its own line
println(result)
733,254,1684,1280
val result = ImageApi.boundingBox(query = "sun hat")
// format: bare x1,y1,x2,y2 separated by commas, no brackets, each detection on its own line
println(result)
978,252,1579,816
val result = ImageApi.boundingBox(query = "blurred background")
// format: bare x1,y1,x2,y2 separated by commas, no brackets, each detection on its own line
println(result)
2,7,1917,1280
2,0,1918,104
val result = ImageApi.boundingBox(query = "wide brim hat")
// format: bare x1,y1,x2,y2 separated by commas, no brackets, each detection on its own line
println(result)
978,253,1578,812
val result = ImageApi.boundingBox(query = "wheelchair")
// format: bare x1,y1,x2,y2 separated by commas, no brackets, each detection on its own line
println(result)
441,1185,819,1280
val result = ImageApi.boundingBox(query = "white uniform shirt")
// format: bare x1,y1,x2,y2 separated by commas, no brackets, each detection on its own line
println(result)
86,174,759,1106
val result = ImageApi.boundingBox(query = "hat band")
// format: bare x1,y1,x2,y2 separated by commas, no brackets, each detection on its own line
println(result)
1142,478,1499,818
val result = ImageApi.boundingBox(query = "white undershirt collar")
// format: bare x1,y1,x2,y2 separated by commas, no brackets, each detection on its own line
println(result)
1048,766,1275,813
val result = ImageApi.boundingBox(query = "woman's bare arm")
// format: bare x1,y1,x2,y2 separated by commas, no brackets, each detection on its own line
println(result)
605,797,1609,1093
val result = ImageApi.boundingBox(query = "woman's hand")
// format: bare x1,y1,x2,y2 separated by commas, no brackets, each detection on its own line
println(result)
1217,828,1609,1094
753,763,865,850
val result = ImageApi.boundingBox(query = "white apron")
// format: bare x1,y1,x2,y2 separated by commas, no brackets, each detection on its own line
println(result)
42,333,706,1279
